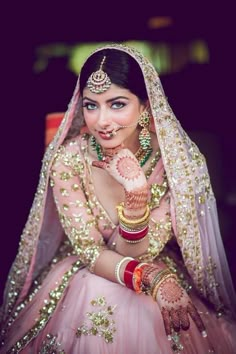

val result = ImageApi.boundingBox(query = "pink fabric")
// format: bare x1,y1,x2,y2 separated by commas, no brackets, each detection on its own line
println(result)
1,256,235,353
1,44,236,353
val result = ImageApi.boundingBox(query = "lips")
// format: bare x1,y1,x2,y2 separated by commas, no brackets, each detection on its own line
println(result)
98,131,113,139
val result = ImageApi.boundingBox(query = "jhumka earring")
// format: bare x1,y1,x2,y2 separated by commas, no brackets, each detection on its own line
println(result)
86,56,112,94
138,108,152,151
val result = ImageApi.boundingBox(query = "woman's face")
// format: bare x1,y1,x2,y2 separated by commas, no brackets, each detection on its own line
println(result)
82,84,146,150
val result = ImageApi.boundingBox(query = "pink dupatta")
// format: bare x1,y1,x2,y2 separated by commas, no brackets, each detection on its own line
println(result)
1,43,235,326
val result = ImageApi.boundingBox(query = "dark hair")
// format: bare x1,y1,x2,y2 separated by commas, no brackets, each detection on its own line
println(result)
79,49,148,102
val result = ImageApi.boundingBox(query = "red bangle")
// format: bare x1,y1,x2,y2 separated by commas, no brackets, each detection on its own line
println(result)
119,225,149,241
124,260,140,290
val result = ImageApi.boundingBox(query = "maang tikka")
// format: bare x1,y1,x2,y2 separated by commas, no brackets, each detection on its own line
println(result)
86,56,112,94
138,108,152,151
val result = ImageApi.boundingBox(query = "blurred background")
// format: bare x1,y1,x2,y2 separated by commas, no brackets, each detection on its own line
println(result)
1,2,235,301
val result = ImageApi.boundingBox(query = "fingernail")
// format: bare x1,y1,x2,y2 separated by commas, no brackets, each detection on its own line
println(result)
167,335,172,341
92,161,100,168
201,330,207,338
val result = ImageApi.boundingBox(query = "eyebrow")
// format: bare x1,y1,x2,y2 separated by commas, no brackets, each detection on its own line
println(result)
82,96,129,103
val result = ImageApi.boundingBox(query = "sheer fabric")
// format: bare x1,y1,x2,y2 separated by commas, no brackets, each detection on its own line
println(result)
0,44,235,354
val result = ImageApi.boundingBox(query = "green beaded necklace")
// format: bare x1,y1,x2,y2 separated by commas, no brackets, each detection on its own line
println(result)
90,136,153,167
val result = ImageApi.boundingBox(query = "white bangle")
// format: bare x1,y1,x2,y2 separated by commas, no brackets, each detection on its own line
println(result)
115,257,134,286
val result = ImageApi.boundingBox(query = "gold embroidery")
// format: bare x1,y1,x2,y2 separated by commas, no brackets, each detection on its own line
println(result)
138,212,172,262
7,260,82,353
149,174,168,209
60,188,69,197
76,296,116,343
52,141,107,272
39,334,65,354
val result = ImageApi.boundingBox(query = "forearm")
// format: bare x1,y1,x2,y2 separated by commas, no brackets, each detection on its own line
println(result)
93,247,167,287
93,249,129,283
115,233,149,257
123,185,148,218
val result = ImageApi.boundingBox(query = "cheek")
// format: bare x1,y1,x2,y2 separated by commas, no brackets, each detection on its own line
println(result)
113,110,138,126
83,112,97,129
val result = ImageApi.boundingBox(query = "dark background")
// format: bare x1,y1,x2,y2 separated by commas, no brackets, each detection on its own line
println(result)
0,2,235,300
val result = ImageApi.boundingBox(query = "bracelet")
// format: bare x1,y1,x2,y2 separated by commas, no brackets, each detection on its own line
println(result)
150,268,171,291
133,266,144,293
132,263,148,293
119,225,149,241
151,273,177,300
119,235,147,244
124,260,140,289
115,257,134,286
117,203,150,226
119,218,149,231
142,264,166,286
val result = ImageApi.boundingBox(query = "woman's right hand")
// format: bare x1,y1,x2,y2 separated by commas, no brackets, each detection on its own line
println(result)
92,147,147,192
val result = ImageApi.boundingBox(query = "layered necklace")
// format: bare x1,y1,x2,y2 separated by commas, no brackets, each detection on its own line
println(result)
90,135,153,168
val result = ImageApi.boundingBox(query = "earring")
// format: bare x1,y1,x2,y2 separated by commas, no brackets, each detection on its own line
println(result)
138,108,152,151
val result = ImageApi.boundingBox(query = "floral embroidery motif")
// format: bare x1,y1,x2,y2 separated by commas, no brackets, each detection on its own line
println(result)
6,260,82,353
39,334,65,354
149,174,168,209
76,296,116,343
51,142,107,272
138,211,172,262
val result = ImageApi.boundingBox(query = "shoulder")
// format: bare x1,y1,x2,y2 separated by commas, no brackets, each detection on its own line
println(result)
51,133,89,170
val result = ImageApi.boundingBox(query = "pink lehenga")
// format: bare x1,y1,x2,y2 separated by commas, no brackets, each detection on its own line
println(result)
0,44,236,354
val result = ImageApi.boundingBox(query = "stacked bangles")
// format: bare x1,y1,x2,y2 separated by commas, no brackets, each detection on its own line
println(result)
115,257,177,296
117,203,150,244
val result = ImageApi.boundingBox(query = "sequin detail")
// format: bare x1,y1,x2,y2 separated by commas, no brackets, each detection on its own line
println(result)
76,296,116,343
7,260,82,353
51,142,107,272
39,333,65,354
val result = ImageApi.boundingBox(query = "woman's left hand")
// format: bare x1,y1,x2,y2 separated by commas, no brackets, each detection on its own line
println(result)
155,277,206,337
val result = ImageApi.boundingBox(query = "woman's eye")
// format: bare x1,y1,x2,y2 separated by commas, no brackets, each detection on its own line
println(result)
83,103,97,110
111,102,125,109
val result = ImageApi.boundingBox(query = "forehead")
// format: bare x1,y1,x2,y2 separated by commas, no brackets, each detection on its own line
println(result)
82,83,136,101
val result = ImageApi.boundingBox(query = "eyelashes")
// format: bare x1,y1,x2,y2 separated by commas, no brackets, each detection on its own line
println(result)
82,103,97,110
82,101,126,111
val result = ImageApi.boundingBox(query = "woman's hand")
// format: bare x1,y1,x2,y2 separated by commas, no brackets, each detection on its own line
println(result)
92,147,147,192
155,277,206,337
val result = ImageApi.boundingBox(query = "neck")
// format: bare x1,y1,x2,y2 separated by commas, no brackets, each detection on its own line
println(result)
122,128,141,154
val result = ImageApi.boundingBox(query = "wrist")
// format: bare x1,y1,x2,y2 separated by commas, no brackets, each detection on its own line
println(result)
124,185,148,208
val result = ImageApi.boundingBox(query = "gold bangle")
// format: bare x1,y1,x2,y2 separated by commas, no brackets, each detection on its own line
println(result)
117,203,150,226
119,234,148,244
150,269,171,290
119,219,149,230
151,273,177,300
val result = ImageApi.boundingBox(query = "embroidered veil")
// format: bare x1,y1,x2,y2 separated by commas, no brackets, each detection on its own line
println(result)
1,43,235,326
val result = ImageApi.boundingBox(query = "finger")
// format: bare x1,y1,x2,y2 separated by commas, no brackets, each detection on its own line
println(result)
104,145,123,156
161,307,172,337
178,306,190,331
91,160,109,169
170,307,180,332
187,302,206,334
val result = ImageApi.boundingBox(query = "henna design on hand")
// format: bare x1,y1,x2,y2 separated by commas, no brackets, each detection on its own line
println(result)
161,307,172,336
156,278,206,336
187,302,206,333
92,148,147,192
115,156,141,181
178,306,190,331
159,279,184,304
170,307,181,332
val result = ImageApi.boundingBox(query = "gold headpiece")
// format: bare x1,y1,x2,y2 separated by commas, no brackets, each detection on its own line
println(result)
86,56,112,94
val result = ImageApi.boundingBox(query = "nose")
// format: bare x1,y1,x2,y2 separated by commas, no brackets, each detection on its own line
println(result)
97,108,112,128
